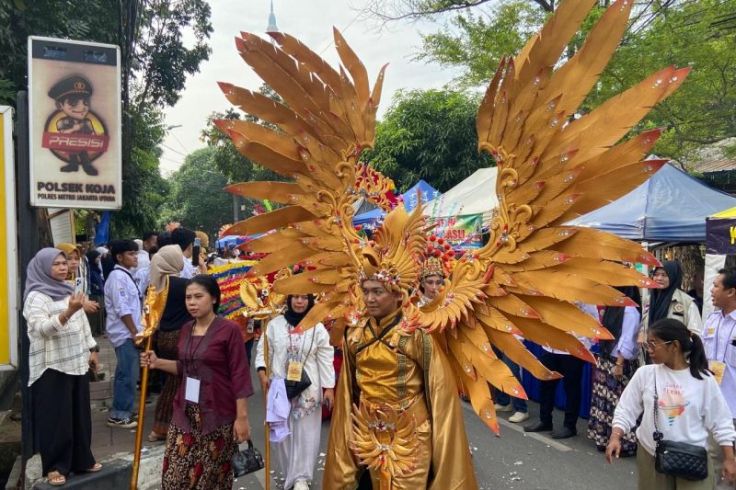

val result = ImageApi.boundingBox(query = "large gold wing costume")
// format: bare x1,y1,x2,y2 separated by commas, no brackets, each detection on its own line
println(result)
218,0,686,440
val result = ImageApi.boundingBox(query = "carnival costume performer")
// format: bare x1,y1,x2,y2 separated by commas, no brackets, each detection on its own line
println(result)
213,0,688,485
417,236,452,307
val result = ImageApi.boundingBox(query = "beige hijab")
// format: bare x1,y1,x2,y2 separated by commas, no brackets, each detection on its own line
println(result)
149,245,184,291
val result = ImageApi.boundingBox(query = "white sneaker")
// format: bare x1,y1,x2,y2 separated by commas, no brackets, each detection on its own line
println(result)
494,402,513,413
293,480,310,490
509,411,530,423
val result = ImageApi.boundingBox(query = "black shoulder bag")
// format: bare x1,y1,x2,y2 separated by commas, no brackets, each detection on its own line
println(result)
653,374,708,481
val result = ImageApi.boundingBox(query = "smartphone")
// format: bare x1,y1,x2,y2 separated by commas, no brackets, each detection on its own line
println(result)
192,238,201,267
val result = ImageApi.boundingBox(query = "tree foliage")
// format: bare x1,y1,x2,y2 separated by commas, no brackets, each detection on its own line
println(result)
0,0,213,238
374,0,736,161
418,1,546,87
159,147,232,238
363,89,492,192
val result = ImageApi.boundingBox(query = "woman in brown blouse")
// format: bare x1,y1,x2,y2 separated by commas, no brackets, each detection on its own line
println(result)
141,275,253,489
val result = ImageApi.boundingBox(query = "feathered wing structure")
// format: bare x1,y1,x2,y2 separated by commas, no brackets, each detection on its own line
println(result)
218,29,388,343
416,0,689,433
217,0,688,436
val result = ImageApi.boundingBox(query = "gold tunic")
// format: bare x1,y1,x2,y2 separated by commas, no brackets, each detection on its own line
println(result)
324,309,478,489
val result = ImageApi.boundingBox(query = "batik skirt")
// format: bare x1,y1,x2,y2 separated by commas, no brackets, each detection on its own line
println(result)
587,354,639,456
152,330,181,437
161,404,236,489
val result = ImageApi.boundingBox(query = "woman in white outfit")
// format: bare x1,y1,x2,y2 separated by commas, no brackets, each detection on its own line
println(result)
256,294,335,490
606,318,736,489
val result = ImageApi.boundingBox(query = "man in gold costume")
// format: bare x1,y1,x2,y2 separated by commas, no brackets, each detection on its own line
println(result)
213,0,688,486
324,274,477,488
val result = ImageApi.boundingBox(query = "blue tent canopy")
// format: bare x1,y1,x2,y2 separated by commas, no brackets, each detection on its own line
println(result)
569,163,736,242
353,180,440,225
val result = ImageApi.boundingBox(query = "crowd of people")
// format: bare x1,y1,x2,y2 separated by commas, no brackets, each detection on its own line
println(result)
21,230,736,489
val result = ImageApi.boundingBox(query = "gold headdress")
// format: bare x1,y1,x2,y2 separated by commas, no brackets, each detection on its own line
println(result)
218,0,680,435
421,235,453,279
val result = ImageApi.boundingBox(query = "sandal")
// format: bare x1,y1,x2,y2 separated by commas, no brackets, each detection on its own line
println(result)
147,431,166,442
86,462,103,473
47,471,66,486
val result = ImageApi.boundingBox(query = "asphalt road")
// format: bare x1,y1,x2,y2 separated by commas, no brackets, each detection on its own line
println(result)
233,373,637,490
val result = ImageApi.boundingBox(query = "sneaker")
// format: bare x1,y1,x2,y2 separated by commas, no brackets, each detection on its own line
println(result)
293,481,310,490
494,402,513,413
107,416,137,429
508,411,530,423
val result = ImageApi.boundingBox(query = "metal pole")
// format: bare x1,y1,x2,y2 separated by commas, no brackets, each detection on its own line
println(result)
232,194,239,223
16,91,41,469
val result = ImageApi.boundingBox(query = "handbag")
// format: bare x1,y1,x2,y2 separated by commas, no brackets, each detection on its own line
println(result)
284,328,315,400
232,440,264,477
652,374,708,481
285,369,312,400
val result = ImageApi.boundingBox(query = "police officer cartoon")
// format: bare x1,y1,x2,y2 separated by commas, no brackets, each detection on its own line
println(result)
47,76,99,176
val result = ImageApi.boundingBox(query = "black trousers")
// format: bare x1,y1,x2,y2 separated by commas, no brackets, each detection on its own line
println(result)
539,351,584,430
32,369,96,476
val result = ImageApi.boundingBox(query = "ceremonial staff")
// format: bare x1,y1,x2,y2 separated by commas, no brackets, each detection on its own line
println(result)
240,273,287,490
130,278,169,490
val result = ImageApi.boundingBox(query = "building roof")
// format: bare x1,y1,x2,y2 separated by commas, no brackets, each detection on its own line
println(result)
688,158,736,174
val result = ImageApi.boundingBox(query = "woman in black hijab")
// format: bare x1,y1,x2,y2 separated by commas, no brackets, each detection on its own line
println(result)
254,294,335,490
587,286,642,455
644,261,702,342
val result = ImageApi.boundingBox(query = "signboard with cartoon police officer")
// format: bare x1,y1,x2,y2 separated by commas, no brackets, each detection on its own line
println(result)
28,37,121,209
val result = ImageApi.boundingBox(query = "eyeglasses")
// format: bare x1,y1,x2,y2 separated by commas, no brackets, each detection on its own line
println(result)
645,340,673,350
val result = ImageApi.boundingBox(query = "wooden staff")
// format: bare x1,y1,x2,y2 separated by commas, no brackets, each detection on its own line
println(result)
130,334,153,490
262,318,271,490
130,280,168,490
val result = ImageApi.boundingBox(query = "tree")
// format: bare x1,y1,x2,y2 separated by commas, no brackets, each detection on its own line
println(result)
417,0,546,87
363,89,493,192
587,0,736,159
370,0,736,161
160,147,233,238
0,0,213,237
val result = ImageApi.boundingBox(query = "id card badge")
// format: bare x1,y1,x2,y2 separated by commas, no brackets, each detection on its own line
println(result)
185,377,201,403
286,360,303,382
710,360,726,385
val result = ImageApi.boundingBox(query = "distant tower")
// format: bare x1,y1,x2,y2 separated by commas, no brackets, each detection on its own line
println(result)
266,0,279,34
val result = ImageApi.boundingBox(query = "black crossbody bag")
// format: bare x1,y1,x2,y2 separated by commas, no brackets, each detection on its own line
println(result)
652,375,708,481
285,327,315,400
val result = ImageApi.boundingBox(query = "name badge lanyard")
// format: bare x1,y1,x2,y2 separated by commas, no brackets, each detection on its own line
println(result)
184,323,215,380
286,324,314,382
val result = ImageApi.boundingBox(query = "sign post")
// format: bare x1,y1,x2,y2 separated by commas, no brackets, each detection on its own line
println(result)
28,37,122,210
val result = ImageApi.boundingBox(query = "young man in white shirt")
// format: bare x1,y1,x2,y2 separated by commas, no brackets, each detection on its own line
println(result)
704,267,736,489
172,227,198,278
104,239,142,428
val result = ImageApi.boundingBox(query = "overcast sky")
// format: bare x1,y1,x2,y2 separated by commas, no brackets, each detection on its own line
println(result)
159,0,462,174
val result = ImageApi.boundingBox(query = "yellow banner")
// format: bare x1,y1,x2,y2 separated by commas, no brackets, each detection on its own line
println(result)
0,106,18,367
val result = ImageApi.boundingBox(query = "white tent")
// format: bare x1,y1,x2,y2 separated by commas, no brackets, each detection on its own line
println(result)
423,167,498,218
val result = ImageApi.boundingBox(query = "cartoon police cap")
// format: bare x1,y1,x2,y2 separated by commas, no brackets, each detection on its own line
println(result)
48,76,93,100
